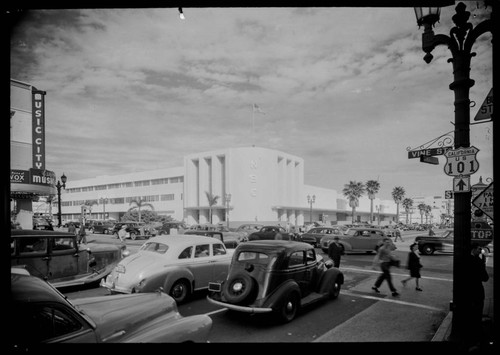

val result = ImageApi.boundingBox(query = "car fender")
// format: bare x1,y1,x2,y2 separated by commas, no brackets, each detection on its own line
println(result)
318,268,344,294
338,241,352,252
141,266,195,293
262,279,301,310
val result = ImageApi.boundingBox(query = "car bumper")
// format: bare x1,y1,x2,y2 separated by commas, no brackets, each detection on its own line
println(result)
206,296,273,314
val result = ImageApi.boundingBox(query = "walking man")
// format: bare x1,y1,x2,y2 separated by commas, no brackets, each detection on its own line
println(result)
372,237,400,297
328,236,344,268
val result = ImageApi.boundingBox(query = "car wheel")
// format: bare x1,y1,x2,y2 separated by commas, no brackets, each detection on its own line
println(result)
277,291,300,323
223,272,256,305
421,244,435,255
104,229,109,235
170,279,190,304
329,280,342,299
130,233,136,240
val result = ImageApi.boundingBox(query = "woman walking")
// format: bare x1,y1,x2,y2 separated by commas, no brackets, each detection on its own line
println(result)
401,243,423,291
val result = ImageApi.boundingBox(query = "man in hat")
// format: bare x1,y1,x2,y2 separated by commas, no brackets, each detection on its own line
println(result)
118,224,128,242
328,235,344,268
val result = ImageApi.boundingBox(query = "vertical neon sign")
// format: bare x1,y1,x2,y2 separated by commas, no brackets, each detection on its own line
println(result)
32,89,46,170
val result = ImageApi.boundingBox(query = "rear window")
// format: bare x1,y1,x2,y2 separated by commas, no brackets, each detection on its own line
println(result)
236,251,277,269
139,242,169,254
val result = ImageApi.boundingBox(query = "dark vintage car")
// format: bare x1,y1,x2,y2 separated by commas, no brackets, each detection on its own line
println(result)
414,224,493,255
33,217,54,230
88,220,116,234
207,240,344,323
247,225,294,241
11,229,128,288
11,269,212,345
320,227,387,254
184,230,240,249
110,221,152,240
299,226,345,248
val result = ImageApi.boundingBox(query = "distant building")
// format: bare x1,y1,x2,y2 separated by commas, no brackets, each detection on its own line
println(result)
54,146,399,227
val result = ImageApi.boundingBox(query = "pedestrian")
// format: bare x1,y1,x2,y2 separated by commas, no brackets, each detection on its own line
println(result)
428,226,436,236
118,224,128,242
394,225,404,242
78,223,87,245
67,222,77,236
328,236,344,268
372,237,400,297
401,242,423,291
466,243,490,350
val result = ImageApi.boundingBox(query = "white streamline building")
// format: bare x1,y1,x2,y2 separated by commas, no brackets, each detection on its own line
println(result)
59,146,399,227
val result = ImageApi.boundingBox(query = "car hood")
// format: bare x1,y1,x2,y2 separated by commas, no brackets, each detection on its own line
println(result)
72,292,179,342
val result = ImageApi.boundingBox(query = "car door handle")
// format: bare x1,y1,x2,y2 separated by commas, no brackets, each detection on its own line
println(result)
42,256,51,261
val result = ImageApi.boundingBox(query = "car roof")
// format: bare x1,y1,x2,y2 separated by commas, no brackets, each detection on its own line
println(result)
11,273,64,303
11,229,76,238
146,234,224,245
237,240,312,252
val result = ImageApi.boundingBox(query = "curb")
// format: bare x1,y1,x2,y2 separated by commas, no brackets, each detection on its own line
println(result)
432,311,453,341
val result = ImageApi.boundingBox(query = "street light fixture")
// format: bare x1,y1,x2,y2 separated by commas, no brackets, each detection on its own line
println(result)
307,194,315,224
55,173,67,228
414,1,492,343
100,197,108,219
224,193,231,229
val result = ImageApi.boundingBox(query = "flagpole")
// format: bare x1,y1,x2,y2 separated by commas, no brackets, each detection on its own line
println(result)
252,105,255,147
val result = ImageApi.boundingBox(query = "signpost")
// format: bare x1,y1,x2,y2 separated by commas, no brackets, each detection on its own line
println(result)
472,182,494,220
473,88,493,122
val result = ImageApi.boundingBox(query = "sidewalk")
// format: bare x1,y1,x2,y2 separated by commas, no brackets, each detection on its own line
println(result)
314,235,494,352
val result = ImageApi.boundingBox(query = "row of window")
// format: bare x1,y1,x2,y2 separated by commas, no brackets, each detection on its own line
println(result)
66,176,184,193
60,194,178,207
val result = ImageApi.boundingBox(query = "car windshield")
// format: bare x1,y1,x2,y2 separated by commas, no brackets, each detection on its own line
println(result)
139,242,169,254
236,251,277,269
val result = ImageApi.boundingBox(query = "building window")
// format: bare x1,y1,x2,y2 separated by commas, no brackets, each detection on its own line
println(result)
161,194,175,201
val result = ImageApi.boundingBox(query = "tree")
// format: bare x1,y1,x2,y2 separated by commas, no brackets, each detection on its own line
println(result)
391,186,405,224
417,203,426,224
205,191,220,224
128,199,155,222
342,181,366,224
365,180,380,224
425,205,432,224
402,198,414,225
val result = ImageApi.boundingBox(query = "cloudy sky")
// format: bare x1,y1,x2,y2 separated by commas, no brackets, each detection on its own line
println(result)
9,4,493,201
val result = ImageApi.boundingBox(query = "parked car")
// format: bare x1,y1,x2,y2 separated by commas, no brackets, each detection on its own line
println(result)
11,229,128,289
247,225,294,241
63,220,81,228
235,223,264,239
100,235,234,303
110,221,151,240
299,226,345,248
11,270,212,345
320,227,387,254
414,227,493,255
88,220,116,234
207,240,344,323
156,221,187,235
33,217,53,230
184,230,241,249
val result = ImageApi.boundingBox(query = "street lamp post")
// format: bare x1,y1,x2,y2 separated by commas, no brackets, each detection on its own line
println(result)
414,2,492,343
100,197,108,219
376,205,381,226
307,194,315,224
224,193,231,229
55,173,67,228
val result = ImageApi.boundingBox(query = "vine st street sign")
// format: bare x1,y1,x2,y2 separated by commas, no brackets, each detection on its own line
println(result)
444,146,480,177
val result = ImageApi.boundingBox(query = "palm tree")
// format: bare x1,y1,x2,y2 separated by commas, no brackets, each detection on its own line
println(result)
425,205,432,224
205,191,220,224
83,199,98,220
128,199,155,222
391,186,405,224
402,198,414,225
365,180,380,224
417,203,426,224
342,181,366,224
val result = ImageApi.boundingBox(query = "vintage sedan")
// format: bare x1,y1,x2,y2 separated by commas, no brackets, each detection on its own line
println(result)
299,226,345,248
101,235,234,303
11,229,128,289
207,240,343,323
184,230,241,249
247,225,294,241
11,270,212,345
320,227,387,254
414,226,493,255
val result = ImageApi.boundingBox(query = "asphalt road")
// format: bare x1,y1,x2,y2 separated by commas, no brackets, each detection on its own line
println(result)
62,229,463,343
